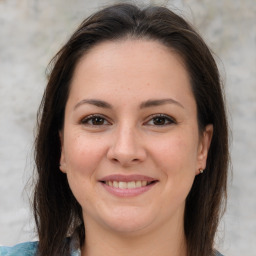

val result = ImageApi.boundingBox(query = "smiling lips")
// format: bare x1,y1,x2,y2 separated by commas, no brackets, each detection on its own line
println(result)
104,180,150,189
100,175,158,197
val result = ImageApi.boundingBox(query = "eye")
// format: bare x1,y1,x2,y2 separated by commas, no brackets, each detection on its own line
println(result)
81,115,111,126
145,114,176,126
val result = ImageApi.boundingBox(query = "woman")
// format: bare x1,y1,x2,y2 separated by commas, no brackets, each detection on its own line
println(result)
0,3,228,256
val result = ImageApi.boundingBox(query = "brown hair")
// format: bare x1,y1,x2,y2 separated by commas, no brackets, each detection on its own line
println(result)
34,3,229,256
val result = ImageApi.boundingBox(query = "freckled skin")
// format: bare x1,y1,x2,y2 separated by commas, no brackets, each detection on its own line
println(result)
59,39,213,255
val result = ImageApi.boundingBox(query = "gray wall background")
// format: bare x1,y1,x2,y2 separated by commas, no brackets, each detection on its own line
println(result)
0,0,255,255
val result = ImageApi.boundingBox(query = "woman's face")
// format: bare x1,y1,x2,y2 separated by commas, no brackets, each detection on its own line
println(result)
60,39,213,235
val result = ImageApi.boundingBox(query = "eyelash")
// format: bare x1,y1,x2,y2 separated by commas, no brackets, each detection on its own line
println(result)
80,114,111,126
80,114,176,127
144,114,177,126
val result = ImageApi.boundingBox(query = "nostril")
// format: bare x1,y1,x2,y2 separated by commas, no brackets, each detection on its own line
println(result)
110,157,140,165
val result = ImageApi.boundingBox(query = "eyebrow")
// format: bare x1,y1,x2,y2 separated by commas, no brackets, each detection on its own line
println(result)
74,98,184,110
140,98,184,109
74,99,112,110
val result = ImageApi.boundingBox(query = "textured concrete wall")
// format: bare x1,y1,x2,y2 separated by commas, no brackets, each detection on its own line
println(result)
0,0,255,255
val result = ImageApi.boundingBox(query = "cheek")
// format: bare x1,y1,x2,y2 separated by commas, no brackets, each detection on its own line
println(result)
146,133,198,221
150,132,199,196
152,133,199,171
64,133,106,176
63,134,106,206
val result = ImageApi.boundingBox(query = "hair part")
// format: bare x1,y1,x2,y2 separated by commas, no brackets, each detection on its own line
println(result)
34,3,229,256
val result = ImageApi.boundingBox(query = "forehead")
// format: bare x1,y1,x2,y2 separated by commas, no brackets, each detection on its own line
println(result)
68,39,194,107
75,39,186,75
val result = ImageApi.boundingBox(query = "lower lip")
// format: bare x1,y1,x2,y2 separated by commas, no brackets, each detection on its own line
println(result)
101,182,157,197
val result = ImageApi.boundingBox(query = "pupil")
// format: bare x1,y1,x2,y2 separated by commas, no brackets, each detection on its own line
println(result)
153,117,165,125
92,117,104,125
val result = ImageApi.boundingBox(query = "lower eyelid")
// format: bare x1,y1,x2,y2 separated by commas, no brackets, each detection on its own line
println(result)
80,114,176,126
145,115,176,125
80,115,111,125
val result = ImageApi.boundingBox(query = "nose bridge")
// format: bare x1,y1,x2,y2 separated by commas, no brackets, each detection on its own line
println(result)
117,123,136,150
107,121,146,165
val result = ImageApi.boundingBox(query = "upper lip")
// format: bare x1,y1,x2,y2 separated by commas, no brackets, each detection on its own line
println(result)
99,174,157,182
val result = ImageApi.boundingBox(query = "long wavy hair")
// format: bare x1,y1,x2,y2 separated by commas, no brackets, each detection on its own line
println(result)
34,3,229,256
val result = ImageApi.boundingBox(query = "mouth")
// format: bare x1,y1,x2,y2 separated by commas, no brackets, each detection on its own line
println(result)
100,180,158,189
99,175,158,197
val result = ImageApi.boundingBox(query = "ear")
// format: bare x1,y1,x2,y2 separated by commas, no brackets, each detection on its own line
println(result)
59,130,67,173
196,124,213,175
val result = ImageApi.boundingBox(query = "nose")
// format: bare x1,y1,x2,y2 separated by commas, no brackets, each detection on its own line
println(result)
107,125,147,167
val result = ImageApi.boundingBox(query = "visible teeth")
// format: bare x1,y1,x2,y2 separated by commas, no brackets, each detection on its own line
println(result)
105,180,151,189
119,181,127,189
142,181,147,186
113,181,119,188
127,181,136,188
135,181,142,188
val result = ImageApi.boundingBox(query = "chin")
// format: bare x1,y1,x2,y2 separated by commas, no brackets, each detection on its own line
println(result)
100,207,155,235
105,221,151,236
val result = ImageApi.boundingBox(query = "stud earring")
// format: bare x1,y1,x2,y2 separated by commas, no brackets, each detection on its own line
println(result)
199,168,204,174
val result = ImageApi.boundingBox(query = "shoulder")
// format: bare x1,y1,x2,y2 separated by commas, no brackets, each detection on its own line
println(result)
215,250,224,256
0,241,38,256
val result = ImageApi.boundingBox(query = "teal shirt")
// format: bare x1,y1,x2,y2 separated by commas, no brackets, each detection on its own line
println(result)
0,239,80,256
0,241,224,256
0,242,37,256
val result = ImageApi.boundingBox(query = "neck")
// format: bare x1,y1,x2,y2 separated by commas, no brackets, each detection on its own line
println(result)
81,214,187,256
